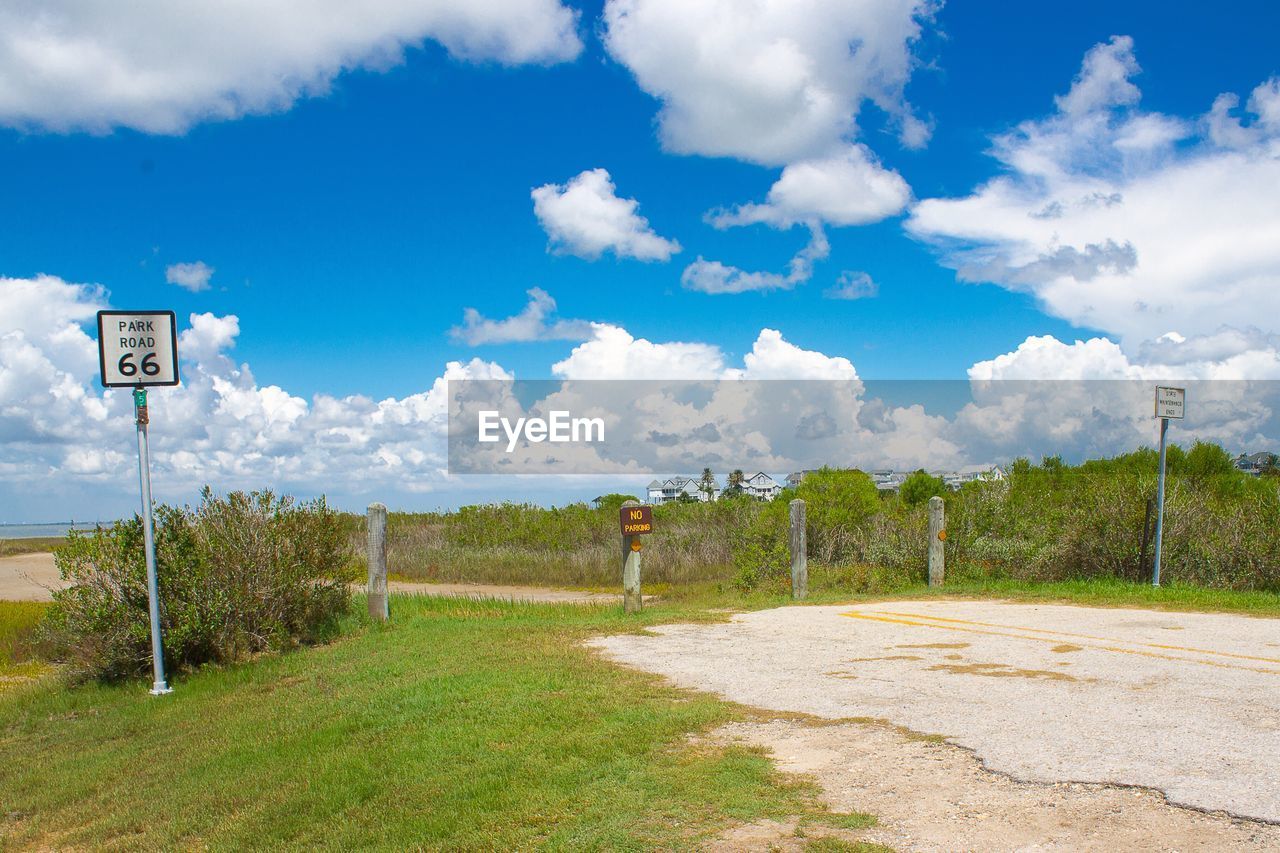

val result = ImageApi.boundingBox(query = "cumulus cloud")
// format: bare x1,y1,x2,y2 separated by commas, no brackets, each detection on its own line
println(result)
602,0,935,165
907,35,1280,365
451,287,594,345
681,226,828,294
550,324,727,379
0,274,516,518
6,274,1280,517
549,323,856,381
165,261,214,292
531,168,681,261
824,271,879,301
708,145,911,228
970,332,1280,382
0,0,582,133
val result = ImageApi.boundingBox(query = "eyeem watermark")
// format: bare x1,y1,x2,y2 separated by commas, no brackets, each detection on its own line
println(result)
477,410,605,453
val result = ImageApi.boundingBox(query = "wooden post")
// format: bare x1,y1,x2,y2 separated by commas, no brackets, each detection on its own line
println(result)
367,502,389,621
928,495,945,587
789,498,807,600
621,499,642,614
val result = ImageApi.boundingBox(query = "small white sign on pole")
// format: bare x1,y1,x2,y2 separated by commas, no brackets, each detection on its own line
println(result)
97,311,179,388
1155,386,1185,420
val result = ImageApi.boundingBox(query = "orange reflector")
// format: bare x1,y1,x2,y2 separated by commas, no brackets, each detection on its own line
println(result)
938,530,947,541
630,540,643,552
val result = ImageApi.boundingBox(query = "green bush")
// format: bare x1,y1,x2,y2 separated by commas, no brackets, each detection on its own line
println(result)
733,468,881,589
40,489,356,683
899,470,946,506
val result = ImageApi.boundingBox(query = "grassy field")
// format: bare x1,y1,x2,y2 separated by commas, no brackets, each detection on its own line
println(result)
0,538,63,558
0,594,878,850
4,575,1279,848
0,602,49,689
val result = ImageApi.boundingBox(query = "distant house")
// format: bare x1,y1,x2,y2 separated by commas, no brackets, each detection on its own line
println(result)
785,469,824,488
646,476,717,504
870,466,1006,493
869,469,909,492
739,472,782,501
1236,452,1278,476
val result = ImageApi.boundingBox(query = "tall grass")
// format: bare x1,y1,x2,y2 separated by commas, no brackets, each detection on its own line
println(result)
354,442,1280,594
359,499,758,587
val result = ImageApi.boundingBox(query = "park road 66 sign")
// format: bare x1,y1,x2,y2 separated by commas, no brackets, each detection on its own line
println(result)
620,505,653,535
97,311,180,388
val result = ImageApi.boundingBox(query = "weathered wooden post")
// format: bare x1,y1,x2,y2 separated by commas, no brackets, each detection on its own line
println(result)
928,495,945,587
367,502,389,621
789,498,807,600
620,499,647,614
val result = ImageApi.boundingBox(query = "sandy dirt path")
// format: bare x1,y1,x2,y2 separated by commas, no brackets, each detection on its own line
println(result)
0,554,619,606
0,553,62,601
384,580,620,605
591,599,1280,847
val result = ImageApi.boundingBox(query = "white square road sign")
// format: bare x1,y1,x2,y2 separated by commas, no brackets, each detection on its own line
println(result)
1155,385,1185,420
97,311,180,388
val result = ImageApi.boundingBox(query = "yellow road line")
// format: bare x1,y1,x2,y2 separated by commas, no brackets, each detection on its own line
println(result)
840,612,1280,676
868,610,1280,665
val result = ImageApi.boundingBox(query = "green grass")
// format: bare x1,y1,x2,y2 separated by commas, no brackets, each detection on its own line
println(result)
0,594,872,850
4,574,1275,849
0,538,63,558
896,577,1280,617
643,575,1280,619
0,602,50,690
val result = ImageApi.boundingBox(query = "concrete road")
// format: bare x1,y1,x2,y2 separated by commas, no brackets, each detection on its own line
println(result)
591,599,1280,824
0,552,61,601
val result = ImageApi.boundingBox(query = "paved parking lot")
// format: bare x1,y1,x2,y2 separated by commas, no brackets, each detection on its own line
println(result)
591,600,1280,824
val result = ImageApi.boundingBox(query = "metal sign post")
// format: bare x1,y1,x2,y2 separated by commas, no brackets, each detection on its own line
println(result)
1152,386,1185,587
134,387,171,695
98,310,179,695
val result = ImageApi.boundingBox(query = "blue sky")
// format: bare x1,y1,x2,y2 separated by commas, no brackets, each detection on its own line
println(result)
1,0,1279,519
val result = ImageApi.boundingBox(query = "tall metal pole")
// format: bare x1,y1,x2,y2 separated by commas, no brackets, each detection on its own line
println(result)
1152,416,1169,588
134,388,172,695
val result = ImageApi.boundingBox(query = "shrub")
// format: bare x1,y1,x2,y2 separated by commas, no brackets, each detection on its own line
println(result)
40,488,356,683
899,470,946,507
732,468,881,589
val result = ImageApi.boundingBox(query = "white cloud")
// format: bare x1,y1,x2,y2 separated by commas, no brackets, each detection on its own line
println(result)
906,36,1280,365
551,324,727,379
709,144,910,228
681,226,828,294
165,261,214,292
824,271,878,301
7,275,1278,520
451,287,594,345
531,168,681,261
550,323,855,381
602,0,935,165
728,328,857,380
0,274,518,517
0,0,582,133
970,331,1280,382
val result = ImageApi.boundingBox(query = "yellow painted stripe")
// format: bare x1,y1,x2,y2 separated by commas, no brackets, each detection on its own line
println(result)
868,610,1280,665
840,612,1280,676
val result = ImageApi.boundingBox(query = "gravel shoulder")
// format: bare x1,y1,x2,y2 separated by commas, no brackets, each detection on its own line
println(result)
708,718,1280,852
590,599,1280,838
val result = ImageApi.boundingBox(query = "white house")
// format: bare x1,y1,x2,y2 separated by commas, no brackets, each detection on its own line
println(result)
646,476,718,504
738,471,782,501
